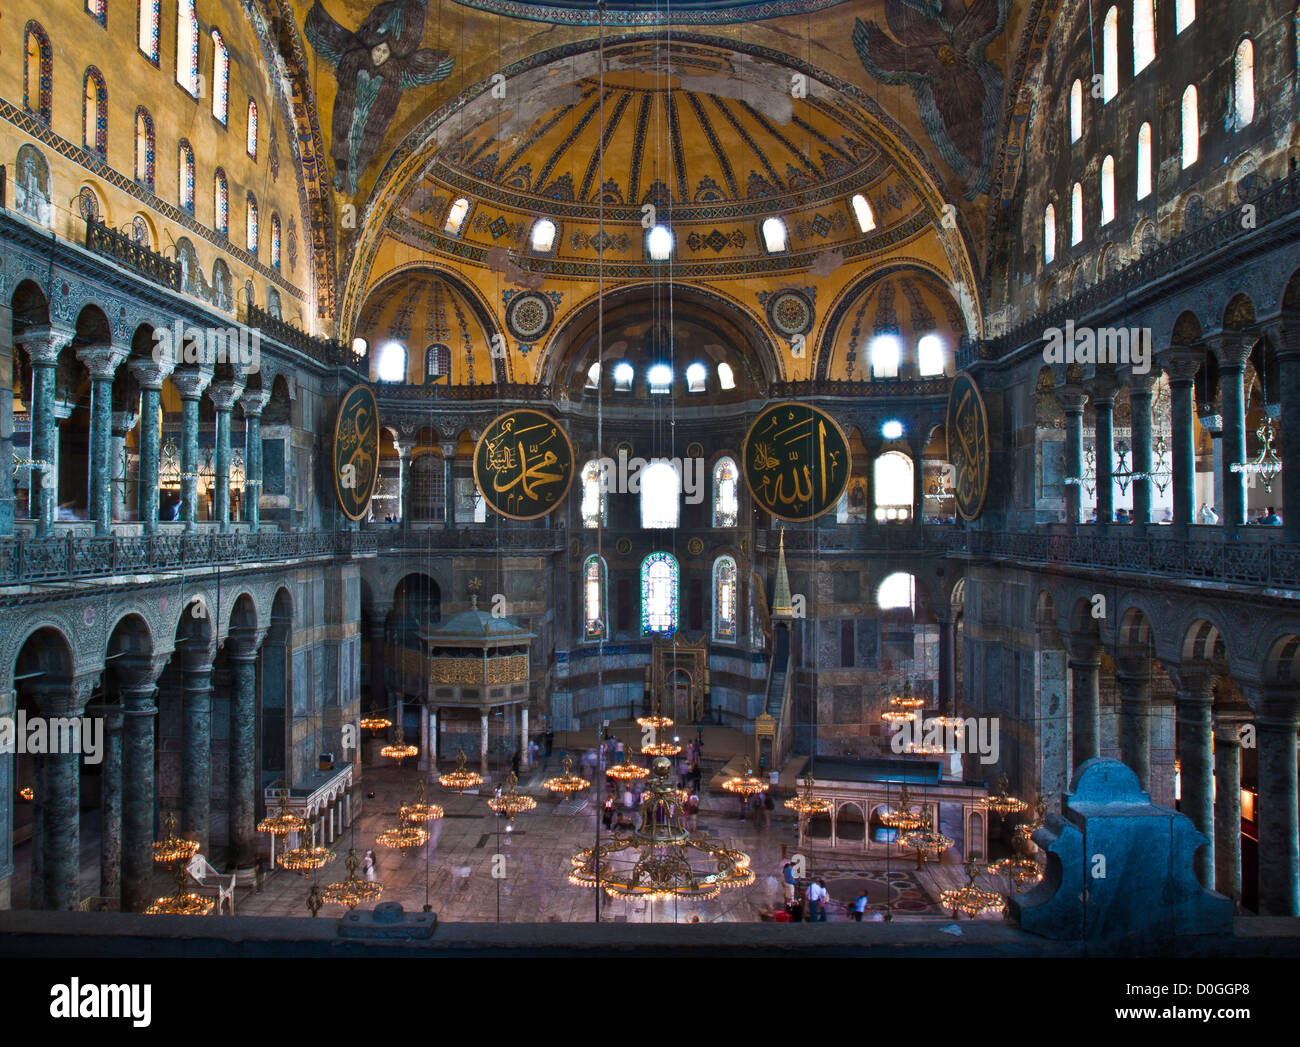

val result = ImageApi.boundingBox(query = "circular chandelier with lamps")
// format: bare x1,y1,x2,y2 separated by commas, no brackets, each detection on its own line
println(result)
400,778,445,824
879,782,925,831
487,772,538,821
145,858,214,916
359,715,393,733
939,861,1006,919
899,808,954,869
152,811,200,865
979,774,1029,817
380,723,418,766
323,847,384,909
257,792,306,837
376,816,430,852
606,756,650,782
438,749,484,794
720,757,768,797
990,854,1043,890
785,775,833,817
569,757,754,902
544,753,591,796
278,822,335,872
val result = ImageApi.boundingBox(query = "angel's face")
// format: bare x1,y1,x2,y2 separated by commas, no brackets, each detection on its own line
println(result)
371,42,391,66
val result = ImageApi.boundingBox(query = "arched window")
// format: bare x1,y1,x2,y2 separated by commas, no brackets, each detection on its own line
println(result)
1137,123,1153,199
213,168,228,235
585,362,601,389
647,363,672,394
581,460,606,528
375,341,407,383
25,23,53,123
83,68,107,157
247,100,258,159
1133,0,1156,73
641,461,680,528
917,334,946,376
178,140,195,211
713,457,739,527
613,362,634,391
1044,204,1056,263
1175,0,1195,33
877,571,916,612
444,197,470,235
425,344,451,383
134,107,155,187
640,553,679,636
761,216,788,253
1100,155,1115,225
211,30,229,124
270,213,282,269
870,334,901,378
647,225,673,260
246,193,259,253
1069,79,1083,143
1234,39,1255,130
176,0,199,95
851,193,876,232
1071,182,1084,244
138,0,160,62
530,218,556,253
1102,7,1119,102
717,362,736,390
86,0,106,27
713,556,738,640
685,362,707,392
1181,85,1199,168
874,451,913,521
583,555,607,640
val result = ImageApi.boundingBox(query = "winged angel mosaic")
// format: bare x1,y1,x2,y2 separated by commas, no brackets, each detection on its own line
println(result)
853,0,1010,199
305,0,454,193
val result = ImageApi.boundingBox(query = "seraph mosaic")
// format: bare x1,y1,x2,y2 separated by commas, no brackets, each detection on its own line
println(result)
853,0,1010,199
305,0,454,194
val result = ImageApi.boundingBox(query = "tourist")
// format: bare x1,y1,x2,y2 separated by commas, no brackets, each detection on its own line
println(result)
622,786,635,812
602,793,615,830
807,878,829,921
543,726,554,757
685,791,700,832
1160,507,1174,524
529,739,540,767
852,891,869,922
1262,506,1282,526
782,862,796,907
362,849,377,883
511,749,521,775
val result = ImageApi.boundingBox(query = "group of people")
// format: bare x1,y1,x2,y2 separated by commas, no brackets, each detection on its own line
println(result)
1085,504,1284,526
779,863,884,922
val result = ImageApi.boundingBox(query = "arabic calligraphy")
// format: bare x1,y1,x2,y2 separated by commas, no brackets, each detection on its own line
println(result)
333,385,380,520
742,402,851,522
473,409,575,520
946,372,989,521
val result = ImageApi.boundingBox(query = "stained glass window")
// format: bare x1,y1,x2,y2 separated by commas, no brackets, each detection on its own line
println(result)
712,457,738,527
138,0,160,62
640,461,679,528
178,140,195,211
270,213,281,269
247,100,258,159
25,23,53,124
581,460,606,528
640,553,678,636
246,193,258,253
211,30,229,124
713,556,737,640
135,107,155,187
176,0,199,95
214,168,228,235
86,0,107,27
83,68,108,157
583,555,606,640
1044,204,1056,263
425,344,451,383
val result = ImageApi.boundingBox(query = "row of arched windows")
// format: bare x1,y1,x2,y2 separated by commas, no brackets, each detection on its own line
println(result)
580,457,740,530
582,554,739,641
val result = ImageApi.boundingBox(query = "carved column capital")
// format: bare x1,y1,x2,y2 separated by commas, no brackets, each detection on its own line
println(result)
170,367,214,401
15,324,75,365
129,357,174,390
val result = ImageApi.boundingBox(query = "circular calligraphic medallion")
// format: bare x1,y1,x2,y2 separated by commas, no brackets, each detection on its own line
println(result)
332,384,381,521
473,409,575,520
505,293,553,341
687,537,704,556
766,289,814,338
946,371,990,521
741,402,851,522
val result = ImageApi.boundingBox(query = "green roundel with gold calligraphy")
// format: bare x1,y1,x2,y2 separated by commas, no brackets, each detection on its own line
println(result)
473,409,576,520
332,384,381,521
742,402,852,522
946,371,990,521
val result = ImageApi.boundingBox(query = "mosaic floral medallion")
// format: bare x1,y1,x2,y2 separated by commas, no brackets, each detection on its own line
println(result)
766,289,814,337
505,292,553,341
687,538,704,556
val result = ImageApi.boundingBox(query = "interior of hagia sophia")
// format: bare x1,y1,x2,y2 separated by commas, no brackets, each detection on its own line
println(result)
1,0,1299,954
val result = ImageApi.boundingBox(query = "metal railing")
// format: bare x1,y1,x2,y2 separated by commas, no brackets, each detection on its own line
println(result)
85,217,181,291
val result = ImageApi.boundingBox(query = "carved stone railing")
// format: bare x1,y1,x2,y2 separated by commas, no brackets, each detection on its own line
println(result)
754,524,957,554
85,217,181,291
374,381,550,402
245,302,358,369
946,526,1300,589
770,377,950,398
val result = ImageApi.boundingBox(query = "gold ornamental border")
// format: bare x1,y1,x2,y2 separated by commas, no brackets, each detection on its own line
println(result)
472,408,577,521
741,400,853,523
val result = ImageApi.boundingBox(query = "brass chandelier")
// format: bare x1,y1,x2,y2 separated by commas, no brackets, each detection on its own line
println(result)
939,860,1006,919
720,757,768,796
487,771,537,821
152,811,200,865
438,749,484,794
990,854,1042,890
899,808,954,869
323,847,384,909
570,757,754,902
544,753,591,796
399,778,445,824
145,813,210,915
979,774,1028,816
257,792,306,837
359,715,393,732
278,821,335,872
606,755,650,781
380,723,418,766
879,782,925,830
784,775,833,817
376,815,430,852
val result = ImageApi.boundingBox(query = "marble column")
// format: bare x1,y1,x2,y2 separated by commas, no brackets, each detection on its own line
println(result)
171,368,212,531
120,660,161,913
1212,332,1252,530
227,628,265,869
1115,669,1151,792
51,399,73,516
1172,671,1216,888
181,644,214,855
98,704,123,901
30,754,46,908
208,376,245,532
239,390,268,533
75,344,129,535
1059,384,1087,526
1068,648,1100,770
17,326,70,536
369,604,390,710
129,360,173,535
1159,349,1203,534
937,613,956,714
1275,316,1300,541
1129,371,1157,531
1212,710,1247,907
37,674,97,910
395,438,414,526
1246,687,1300,916
520,706,529,768
110,409,138,523
480,712,490,776
0,303,14,536
908,433,926,526
1089,374,1120,530
418,706,431,772
441,442,457,529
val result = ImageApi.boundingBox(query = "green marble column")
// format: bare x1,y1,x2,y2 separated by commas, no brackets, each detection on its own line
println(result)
227,628,265,868
76,344,128,535
129,360,172,534
181,645,214,856
239,391,268,532
110,410,138,524
37,674,98,911
119,658,161,913
171,369,212,531
209,377,245,532
97,703,123,900
17,326,70,536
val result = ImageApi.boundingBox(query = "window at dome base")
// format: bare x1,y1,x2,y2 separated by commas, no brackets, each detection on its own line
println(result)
376,341,407,382
851,194,876,233
640,553,678,636
530,218,556,253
